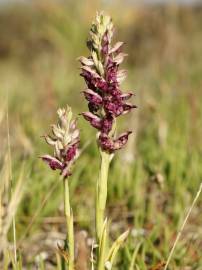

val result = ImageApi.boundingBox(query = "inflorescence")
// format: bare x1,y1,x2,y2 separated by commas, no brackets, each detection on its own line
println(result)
41,106,80,178
79,12,136,153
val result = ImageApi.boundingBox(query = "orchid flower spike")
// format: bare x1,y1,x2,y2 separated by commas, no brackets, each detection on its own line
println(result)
79,12,136,153
41,106,80,178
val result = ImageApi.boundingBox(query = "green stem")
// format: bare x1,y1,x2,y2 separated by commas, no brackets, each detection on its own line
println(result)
63,178,74,270
96,150,110,270
96,150,110,242
97,220,108,270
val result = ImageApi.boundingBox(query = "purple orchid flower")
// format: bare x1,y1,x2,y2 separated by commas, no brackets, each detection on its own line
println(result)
79,12,136,153
41,106,80,178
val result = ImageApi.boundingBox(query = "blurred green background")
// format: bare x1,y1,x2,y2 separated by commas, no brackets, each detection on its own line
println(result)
0,0,202,269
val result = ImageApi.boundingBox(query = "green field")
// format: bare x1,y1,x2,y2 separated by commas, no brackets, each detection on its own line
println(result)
0,1,202,269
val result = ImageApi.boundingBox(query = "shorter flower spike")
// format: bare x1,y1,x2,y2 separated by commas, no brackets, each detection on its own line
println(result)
41,106,80,178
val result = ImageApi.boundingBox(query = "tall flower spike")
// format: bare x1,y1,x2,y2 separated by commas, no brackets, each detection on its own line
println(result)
41,106,80,178
79,12,136,153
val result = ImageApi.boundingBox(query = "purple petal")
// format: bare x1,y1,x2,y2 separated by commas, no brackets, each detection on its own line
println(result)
96,79,108,91
83,89,103,105
110,87,122,96
106,65,118,84
41,155,64,170
99,131,132,152
113,131,132,150
81,70,108,92
82,112,102,130
104,100,124,117
99,134,114,153
66,144,78,162
101,115,114,134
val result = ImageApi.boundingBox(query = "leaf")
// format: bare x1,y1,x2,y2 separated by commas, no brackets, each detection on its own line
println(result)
106,230,129,268
129,242,142,270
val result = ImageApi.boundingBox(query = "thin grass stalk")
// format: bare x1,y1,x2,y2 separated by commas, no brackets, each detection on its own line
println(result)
56,252,62,270
129,242,142,270
3,250,9,270
0,192,2,241
164,182,202,270
3,162,25,237
6,101,17,263
63,177,74,270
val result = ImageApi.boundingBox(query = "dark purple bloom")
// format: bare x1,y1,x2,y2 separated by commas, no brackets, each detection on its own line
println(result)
79,12,136,153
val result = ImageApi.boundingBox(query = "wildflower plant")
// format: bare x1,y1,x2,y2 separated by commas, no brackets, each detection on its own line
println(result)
79,12,136,270
41,106,79,270
41,12,136,270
